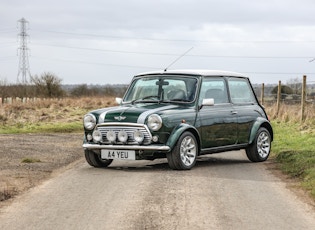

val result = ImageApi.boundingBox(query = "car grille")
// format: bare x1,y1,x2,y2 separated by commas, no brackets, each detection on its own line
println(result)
96,123,152,145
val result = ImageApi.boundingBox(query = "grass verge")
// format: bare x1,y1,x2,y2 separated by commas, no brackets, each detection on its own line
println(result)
0,121,82,134
271,121,315,199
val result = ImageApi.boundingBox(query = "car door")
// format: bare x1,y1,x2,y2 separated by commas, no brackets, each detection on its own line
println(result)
228,77,261,144
197,77,238,149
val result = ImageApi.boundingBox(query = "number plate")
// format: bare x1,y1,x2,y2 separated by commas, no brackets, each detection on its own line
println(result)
101,150,136,160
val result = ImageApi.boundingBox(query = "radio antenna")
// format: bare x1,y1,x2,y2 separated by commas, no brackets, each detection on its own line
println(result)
164,47,193,72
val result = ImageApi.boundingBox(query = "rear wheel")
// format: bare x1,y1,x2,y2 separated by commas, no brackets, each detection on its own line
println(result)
84,149,113,168
167,131,198,170
246,127,271,162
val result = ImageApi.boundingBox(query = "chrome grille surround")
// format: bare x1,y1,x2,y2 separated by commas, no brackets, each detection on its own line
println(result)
96,122,152,145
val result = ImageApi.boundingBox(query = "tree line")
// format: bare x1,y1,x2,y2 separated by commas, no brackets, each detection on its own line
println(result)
0,72,128,98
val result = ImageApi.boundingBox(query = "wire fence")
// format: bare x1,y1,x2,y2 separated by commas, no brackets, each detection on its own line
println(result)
254,75,314,122
1,76,314,122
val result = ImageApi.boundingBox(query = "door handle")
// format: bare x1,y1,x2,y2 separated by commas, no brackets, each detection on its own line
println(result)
231,111,238,115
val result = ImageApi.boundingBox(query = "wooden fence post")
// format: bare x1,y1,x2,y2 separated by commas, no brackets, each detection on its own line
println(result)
276,81,281,115
301,75,307,122
261,83,265,105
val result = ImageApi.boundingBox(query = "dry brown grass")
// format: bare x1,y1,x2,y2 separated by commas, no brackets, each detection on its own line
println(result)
265,103,315,140
0,97,116,130
265,103,315,126
1,97,314,132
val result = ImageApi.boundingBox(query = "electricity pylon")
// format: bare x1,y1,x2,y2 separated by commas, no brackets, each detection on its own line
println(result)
17,17,31,84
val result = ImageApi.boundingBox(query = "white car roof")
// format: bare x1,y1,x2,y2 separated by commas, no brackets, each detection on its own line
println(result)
135,69,247,78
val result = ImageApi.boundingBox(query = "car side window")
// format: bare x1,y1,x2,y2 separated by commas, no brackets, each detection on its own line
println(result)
228,78,256,104
199,78,228,104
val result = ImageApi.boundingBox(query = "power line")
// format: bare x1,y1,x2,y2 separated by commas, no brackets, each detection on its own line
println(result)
31,56,159,70
32,43,315,60
0,27,15,32
0,42,16,45
242,71,315,75
30,55,315,75
34,29,315,44
0,56,16,61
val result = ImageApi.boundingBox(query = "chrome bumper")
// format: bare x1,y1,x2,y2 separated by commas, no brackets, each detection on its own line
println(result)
82,143,171,151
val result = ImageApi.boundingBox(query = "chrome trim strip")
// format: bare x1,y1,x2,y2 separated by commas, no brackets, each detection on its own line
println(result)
97,122,148,127
83,143,170,151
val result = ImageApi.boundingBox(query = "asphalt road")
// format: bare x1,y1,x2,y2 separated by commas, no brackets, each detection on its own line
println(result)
0,150,314,230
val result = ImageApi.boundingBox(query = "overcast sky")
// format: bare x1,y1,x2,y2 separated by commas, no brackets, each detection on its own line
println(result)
1,0,315,85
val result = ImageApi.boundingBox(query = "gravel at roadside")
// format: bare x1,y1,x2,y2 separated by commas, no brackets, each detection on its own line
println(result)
0,133,83,206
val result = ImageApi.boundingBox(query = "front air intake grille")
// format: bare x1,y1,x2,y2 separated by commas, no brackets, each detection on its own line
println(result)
96,123,152,145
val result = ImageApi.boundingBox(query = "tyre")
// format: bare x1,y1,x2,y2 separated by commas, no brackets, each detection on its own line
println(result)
167,131,198,170
246,127,271,162
84,149,113,168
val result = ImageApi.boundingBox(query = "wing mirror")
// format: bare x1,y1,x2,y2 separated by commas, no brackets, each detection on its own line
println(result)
115,97,123,105
199,98,214,110
202,98,214,106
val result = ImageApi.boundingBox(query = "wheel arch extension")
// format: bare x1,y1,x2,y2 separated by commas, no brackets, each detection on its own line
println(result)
249,118,273,144
166,123,201,154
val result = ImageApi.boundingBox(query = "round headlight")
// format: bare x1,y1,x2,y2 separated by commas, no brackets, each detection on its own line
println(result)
83,114,96,130
147,114,162,131
107,130,116,143
134,130,144,143
92,129,102,143
118,130,128,143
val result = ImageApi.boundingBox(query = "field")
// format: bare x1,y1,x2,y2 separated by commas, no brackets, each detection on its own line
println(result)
0,97,314,201
0,97,116,133
267,103,315,199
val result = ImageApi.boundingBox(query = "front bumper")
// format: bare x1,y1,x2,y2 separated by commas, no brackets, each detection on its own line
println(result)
82,143,171,151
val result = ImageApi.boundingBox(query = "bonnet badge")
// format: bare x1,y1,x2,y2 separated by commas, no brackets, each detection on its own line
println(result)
114,116,126,121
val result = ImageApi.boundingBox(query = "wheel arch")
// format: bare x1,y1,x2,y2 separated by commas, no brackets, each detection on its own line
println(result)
166,123,201,154
249,118,273,145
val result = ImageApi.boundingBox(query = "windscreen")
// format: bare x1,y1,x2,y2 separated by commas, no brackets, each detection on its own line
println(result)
124,76,198,103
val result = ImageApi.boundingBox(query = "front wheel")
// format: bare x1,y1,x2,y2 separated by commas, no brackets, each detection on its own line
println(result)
167,131,198,170
246,127,271,162
84,149,113,168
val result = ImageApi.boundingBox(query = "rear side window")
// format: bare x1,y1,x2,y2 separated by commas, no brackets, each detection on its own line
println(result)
228,78,256,104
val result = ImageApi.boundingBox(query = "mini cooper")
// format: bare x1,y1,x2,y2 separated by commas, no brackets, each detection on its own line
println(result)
83,70,273,170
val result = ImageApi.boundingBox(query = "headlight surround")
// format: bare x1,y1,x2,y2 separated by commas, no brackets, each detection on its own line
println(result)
147,114,162,131
83,114,96,130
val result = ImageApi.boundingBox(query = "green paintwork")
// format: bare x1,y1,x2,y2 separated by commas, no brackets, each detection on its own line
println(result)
165,123,200,150
249,117,273,144
83,71,273,160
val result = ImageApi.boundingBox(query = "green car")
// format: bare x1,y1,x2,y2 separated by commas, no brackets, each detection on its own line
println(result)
83,70,273,170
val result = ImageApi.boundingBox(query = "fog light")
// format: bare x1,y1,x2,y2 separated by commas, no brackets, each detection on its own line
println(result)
87,134,93,141
118,130,128,143
134,130,144,143
107,130,116,143
152,135,159,143
92,129,102,143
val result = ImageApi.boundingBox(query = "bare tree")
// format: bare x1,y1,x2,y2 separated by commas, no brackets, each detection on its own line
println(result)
31,72,65,98
287,77,302,95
